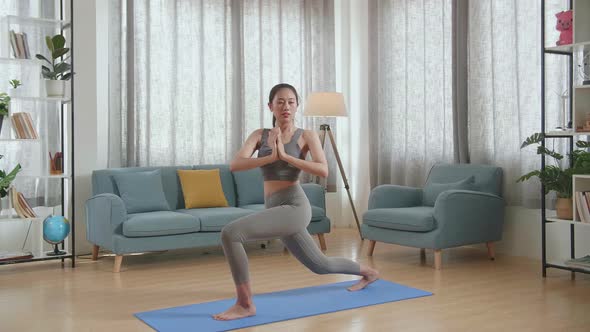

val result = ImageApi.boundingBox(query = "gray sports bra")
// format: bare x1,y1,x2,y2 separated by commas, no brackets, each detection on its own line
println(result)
257,128,304,181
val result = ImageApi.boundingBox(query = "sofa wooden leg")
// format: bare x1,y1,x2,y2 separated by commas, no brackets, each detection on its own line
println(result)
283,246,289,254
317,234,327,251
92,245,99,261
367,240,376,256
486,242,496,260
434,250,442,270
113,255,123,273
420,248,426,262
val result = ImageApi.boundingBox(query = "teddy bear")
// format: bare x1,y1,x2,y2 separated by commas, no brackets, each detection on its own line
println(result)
556,10,573,46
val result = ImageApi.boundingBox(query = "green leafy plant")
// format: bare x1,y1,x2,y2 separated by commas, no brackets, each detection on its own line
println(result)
9,79,21,89
35,34,72,80
517,133,590,198
0,155,21,199
0,92,10,117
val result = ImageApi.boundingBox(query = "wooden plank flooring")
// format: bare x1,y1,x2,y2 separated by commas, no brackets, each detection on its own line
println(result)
1,228,589,332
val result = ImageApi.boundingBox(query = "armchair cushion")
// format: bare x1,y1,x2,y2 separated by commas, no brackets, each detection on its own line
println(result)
422,175,475,206
123,211,200,237
112,169,171,214
363,206,436,232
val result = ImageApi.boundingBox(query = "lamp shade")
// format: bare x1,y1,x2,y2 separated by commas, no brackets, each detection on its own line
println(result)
303,92,348,117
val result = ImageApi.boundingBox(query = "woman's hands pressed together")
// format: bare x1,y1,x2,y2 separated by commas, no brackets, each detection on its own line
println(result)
268,126,287,162
267,127,281,162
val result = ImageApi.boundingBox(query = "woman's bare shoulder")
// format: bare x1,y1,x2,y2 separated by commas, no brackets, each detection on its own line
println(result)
301,129,318,140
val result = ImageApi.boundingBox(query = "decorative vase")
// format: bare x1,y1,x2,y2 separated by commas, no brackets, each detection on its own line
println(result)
7,88,21,97
556,197,573,220
0,191,12,219
45,79,65,97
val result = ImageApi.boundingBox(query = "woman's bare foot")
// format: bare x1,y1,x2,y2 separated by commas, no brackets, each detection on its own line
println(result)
212,303,256,321
347,265,379,291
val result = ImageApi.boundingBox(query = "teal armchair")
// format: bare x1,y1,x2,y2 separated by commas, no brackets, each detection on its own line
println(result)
361,163,505,270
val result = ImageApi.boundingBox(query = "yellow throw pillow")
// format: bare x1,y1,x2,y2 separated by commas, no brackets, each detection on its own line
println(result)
177,169,229,209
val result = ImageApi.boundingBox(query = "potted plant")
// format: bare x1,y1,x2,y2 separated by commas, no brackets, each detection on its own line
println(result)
35,34,72,97
518,133,590,219
0,155,21,216
0,92,10,137
8,79,22,97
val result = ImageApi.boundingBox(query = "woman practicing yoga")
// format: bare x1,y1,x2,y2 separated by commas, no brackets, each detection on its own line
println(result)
213,83,379,321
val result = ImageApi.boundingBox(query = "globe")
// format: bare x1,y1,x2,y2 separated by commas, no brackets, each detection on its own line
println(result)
42,215,70,256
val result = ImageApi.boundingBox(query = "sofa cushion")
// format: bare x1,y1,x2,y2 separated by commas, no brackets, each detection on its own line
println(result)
422,175,475,206
123,211,200,237
241,204,326,222
92,166,192,210
363,207,436,232
193,165,237,207
233,168,265,206
178,169,229,208
176,207,254,231
112,169,171,214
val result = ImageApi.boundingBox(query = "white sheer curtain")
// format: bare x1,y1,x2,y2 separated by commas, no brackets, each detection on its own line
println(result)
108,0,337,182
368,0,455,188
468,0,568,207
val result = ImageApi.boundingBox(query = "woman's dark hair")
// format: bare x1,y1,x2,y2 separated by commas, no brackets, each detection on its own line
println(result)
268,83,299,127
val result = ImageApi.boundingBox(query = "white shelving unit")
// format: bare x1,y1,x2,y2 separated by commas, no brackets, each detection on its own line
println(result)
571,175,590,222
0,0,75,267
541,0,590,277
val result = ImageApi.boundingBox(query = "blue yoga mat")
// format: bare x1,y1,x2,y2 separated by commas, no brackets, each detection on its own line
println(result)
135,279,432,332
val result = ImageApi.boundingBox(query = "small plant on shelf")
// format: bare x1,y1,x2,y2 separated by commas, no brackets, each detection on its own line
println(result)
8,79,21,89
0,155,21,199
0,92,10,136
8,79,22,97
35,34,72,97
517,133,590,219
0,92,9,116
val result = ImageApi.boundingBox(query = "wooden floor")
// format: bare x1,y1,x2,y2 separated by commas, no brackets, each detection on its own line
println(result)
1,228,589,332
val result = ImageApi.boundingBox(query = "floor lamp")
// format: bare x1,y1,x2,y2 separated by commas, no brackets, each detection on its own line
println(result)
303,92,363,240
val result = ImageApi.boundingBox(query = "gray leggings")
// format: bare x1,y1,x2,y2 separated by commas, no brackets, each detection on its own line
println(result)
220,184,362,285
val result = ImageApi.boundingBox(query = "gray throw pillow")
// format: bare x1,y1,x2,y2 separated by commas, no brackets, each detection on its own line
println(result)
113,169,171,214
423,176,475,206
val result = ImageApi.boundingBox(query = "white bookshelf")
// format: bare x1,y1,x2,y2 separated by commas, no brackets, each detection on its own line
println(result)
0,1,74,266
545,129,589,137
545,41,590,53
0,57,38,65
542,0,590,276
2,15,70,29
10,96,71,104
572,175,590,222
0,138,40,142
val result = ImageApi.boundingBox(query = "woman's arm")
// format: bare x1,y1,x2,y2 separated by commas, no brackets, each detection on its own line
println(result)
230,129,278,172
279,130,328,178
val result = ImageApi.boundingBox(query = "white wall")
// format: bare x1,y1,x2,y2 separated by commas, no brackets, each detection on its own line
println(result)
72,0,109,255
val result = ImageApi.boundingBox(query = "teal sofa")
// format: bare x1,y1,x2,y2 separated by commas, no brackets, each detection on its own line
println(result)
361,163,505,270
85,165,329,272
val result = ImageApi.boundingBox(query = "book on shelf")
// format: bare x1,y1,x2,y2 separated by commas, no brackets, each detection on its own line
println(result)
0,251,33,262
10,112,38,139
9,30,30,59
565,255,590,270
10,187,37,219
575,191,590,223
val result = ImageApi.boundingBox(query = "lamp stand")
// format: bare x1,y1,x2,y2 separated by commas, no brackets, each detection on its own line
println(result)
315,124,363,240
